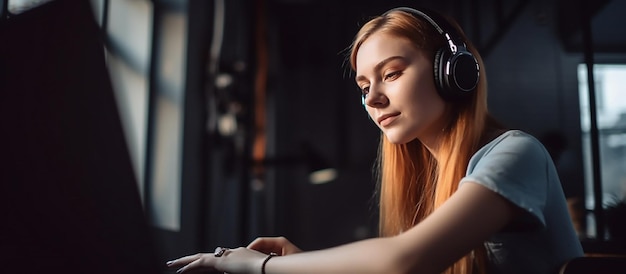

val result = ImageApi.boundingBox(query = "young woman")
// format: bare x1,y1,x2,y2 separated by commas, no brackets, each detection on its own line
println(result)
167,7,583,274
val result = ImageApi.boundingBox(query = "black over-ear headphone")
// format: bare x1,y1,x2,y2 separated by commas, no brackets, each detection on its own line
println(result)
383,7,480,101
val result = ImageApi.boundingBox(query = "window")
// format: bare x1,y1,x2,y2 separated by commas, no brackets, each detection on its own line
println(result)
578,64,626,239
96,0,188,231
7,0,52,14
100,0,153,202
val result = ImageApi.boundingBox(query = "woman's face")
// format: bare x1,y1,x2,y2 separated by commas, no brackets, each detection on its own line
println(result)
355,31,448,146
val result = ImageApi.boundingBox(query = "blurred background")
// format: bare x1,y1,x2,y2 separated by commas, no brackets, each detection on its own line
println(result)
1,0,625,273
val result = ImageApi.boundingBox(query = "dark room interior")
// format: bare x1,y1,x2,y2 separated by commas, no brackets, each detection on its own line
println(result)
1,0,625,273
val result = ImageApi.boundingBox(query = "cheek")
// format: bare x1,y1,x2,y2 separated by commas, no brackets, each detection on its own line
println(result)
400,74,439,104
418,76,444,103
424,94,446,115
408,88,446,119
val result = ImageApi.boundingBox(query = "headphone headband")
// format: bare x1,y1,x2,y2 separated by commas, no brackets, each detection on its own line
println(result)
385,7,467,54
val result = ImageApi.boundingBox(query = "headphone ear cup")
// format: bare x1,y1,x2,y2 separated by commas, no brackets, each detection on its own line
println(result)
433,48,452,100
433,48,479,101
449,52,480,98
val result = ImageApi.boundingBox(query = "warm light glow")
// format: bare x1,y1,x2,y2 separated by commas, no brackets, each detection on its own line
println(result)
308,168,338,184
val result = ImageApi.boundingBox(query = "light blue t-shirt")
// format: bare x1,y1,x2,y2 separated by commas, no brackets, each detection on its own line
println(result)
460,130,584,274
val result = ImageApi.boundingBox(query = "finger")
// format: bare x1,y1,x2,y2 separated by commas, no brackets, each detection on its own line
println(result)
283,243,302,255
176,256,218,273
166,253,204,268
272,236,300,254
247,237,282,254
248,237,302,255
246,237,269,250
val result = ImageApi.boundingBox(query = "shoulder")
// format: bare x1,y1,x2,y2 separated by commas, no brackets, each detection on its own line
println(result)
469,130,549,169
462,130,555,227
462,129,554,195
483,130,545,153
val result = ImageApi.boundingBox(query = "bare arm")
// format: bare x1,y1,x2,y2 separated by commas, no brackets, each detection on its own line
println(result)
168,182,516,274
261,182,515,274
393,182,517,273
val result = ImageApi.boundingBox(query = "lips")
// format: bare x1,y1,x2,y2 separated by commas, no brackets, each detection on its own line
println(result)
377,113,400,127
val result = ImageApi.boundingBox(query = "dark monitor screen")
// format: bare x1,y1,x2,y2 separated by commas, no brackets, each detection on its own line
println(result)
0,1,159,273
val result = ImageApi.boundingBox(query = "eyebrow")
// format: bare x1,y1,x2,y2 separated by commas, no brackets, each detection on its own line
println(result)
355,56,408,83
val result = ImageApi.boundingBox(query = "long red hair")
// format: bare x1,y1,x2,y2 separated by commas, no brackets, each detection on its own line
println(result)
349,9,497,274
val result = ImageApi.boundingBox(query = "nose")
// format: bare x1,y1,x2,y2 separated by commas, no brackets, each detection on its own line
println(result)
363,84,388,108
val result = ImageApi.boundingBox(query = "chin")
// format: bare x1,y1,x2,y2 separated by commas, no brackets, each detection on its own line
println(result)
383,133,415,145
382,125,423,144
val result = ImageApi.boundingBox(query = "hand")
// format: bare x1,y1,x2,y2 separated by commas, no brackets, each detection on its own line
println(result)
166,247,266,274
247,236,302,256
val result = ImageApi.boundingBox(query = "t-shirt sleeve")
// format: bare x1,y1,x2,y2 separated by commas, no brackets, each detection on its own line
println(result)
460,133,550,228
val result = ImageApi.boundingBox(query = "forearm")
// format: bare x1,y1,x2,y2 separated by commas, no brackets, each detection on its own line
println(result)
262,237,412,274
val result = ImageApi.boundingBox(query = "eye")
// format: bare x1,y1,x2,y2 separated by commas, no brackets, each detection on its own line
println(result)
384,71,401,81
